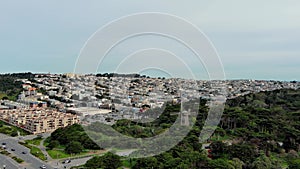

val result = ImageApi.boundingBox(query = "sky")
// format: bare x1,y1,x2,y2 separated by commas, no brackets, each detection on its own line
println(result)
0,0,299,80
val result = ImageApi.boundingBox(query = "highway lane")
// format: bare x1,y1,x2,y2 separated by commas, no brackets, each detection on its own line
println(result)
1,137,54,169
48,156,93,169
61,156,92,169
0,133,20,169
1,133,96,169
0,154,20,169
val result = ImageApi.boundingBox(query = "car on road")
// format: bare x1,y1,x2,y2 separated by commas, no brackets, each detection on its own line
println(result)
62,159,71,164
11,148,15,151
40,165,46,169
1,142,6,145
21,151,27,154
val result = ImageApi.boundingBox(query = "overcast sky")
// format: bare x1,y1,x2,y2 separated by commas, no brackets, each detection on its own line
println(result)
0,0,299,80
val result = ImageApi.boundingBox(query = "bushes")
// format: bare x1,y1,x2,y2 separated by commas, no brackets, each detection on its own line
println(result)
46,124,101,154
0,121,29,136
0,149,24,163
65,141,84,154
85,152,121,169
12,156,24,163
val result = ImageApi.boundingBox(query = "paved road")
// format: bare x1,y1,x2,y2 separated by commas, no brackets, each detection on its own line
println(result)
116,149,135,156
48,156,93,169
0,154,20,169
1,136,54,169
0,133,23,169
0,133,96,169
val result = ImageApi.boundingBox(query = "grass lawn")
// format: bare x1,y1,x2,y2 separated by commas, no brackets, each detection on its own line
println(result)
25,137,43,146
47,149,105,160
47,149,71,159
30,146,47,161
19,141,47,161
0,121,30,136
43,138,50,147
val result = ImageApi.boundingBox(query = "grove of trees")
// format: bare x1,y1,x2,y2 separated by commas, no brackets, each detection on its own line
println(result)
69,89,299,168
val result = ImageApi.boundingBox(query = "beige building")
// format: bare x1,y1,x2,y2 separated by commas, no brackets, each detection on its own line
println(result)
0,109,79,134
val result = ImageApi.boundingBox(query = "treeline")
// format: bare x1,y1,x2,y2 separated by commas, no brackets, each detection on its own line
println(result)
0,73,33,101
69,89,300,168
81,100,210,169
112,104,180,138
0,72,34,79
0,77,22,95
221,89,300,152
96,73,151,78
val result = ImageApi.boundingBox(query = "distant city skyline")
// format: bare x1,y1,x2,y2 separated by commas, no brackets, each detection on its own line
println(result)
1,1,300,81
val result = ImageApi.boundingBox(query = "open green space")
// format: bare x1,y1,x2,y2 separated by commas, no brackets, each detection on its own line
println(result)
80,89,300,169
47,149,70,159
45,124,102,157
25,136,43,146
19,141,47,161
47,149,95,159
0,121,30,136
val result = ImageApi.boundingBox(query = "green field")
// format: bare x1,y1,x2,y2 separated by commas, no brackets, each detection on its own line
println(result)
25,136,43,146
47,149,72,159
19,141,47,161
30,146,47,161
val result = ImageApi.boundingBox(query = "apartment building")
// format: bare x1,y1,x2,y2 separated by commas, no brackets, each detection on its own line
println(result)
0,109,79,134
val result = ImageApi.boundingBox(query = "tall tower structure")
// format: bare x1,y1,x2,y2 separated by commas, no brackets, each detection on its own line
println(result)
180,109,190,126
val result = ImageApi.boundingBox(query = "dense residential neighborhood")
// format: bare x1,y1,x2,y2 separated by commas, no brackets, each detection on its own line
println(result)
1,73,299,133
4,73,298,126
0,73,299,169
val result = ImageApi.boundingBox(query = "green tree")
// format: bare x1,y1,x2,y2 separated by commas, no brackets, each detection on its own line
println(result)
85,152,121,169
208,158,234,169
48,140,59,150
65,141,83,154
210,141,227,159
85,156,102,169
228,158,244,169
288,159,300,169
252,152,272,169
132,157,159,169
227,143,257,163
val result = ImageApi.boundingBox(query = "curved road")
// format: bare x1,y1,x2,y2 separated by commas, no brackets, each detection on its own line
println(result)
1,133,100,169
0,133,54,169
